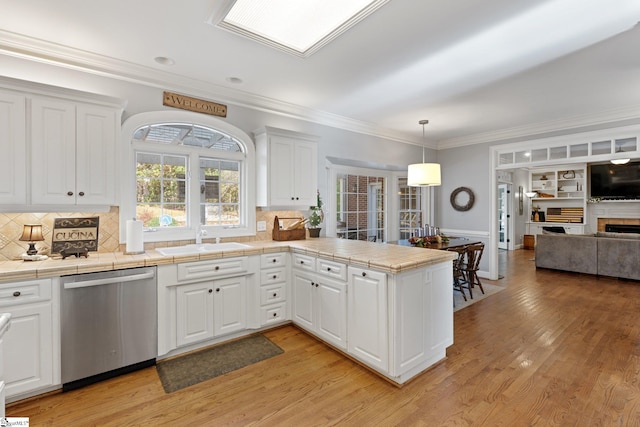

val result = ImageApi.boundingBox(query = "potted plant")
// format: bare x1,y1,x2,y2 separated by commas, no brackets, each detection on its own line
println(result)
307,191,324,238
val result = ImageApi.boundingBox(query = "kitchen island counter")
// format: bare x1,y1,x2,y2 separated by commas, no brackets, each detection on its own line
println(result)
0,238,454,282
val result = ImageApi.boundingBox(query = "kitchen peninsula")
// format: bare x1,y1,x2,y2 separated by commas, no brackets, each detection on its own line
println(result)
0,238,455,402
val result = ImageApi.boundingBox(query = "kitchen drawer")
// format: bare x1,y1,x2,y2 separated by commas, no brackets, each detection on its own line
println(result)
260,284,286,306
316,258,347,281
260,253,287,269
177,257,249,282
0,278,52,307
261,268,286,286
292,253,315,272
260,303,287,326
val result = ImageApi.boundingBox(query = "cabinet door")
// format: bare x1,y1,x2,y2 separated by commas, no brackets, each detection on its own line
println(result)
348,267,388,371
30,97,76,205
176,281,214,347
0,91,26,204
292,140,318,207
315,277,347,350
213,276,246,336
75,104,117,205
4,302,54,398
269,136,296,205
292,270,314,331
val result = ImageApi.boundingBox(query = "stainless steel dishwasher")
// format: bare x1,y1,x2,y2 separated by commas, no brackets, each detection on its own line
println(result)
60,266,157,391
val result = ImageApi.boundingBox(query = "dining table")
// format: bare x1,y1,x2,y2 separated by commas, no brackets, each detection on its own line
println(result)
397,237,482,250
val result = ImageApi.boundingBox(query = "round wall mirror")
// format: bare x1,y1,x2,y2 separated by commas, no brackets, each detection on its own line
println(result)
450,187,475,211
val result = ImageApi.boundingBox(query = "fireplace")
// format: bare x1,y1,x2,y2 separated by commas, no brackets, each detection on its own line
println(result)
605,224,640,234
597,218,640,233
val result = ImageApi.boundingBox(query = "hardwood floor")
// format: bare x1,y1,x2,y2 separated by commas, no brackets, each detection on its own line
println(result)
8,249,640,426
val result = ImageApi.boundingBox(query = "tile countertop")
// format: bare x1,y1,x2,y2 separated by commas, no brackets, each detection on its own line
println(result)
0,238,455,283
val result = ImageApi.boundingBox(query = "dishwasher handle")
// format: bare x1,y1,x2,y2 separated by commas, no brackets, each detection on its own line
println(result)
63,271,155,289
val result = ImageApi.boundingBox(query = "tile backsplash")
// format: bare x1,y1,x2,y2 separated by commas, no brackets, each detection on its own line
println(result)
0,207,305,261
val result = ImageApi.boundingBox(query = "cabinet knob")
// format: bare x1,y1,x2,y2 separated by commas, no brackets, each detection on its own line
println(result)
300,260,304,265
315,283,319,288
67,191,73,196
78,191,85,197
273,293,277,297
310,282,314,287
291,197,295,200
362,272,367,277
208,289,213,293
215,266,220,271
295,197,299,200
272,275,277,279
272,259,277,263
273,313,277,317
12,291,20,297
216,288,220,292
327,267,331,271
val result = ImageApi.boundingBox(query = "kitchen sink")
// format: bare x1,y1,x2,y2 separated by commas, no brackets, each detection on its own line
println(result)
156,242,250,256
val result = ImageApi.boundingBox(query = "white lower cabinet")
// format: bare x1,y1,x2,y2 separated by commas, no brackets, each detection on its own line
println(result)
0,278,60,401
347,267,388,371
292,268,347,350
175,276,247,348
158,257,255,356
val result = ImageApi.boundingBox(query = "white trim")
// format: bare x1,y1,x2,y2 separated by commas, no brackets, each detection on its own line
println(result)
119,111,256,243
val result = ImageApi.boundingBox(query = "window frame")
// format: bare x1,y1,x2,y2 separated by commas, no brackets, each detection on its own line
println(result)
120,111,256,244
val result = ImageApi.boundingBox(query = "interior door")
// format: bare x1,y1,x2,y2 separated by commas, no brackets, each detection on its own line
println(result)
498,183,509,250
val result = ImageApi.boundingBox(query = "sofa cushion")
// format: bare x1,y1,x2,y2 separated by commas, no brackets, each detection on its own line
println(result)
535,234,598,275
597,238,640,280
596,231,640,240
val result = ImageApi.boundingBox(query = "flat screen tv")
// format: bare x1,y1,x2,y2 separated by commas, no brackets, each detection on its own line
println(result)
589,161,640,200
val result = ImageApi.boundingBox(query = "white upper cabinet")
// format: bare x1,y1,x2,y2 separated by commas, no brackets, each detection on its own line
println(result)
0,90,26,204
31,97,118,206
255,126,318,207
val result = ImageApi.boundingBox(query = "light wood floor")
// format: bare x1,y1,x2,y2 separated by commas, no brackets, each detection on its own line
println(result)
8,249,640,426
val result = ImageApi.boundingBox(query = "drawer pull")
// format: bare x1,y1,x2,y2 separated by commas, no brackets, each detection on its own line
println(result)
300,260,304,265
272,259,277,263
272,275,277,279
327,267,331,271
272,293,277,297
362,272,366,277
12,291,20,297
215,266,220,271
273,313,277,317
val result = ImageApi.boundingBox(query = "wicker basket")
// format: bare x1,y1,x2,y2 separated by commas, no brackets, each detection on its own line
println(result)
272,216,306,241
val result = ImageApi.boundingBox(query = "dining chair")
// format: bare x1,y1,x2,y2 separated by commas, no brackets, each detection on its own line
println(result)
462,243,485,299
448,246,468,301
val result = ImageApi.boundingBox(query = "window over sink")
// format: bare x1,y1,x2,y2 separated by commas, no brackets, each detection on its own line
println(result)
120,111,256,243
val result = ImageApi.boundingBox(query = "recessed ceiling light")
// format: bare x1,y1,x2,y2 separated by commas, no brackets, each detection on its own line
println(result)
226,77,244,84
210,0,390,57
154,56,175,66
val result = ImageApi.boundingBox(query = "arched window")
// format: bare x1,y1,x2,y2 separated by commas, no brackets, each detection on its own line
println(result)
120,111,255,243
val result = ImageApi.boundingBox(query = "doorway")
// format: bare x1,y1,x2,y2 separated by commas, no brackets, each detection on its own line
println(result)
497,183,510,250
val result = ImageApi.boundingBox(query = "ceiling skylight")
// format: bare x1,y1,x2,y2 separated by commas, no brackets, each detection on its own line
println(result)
211,0,390,57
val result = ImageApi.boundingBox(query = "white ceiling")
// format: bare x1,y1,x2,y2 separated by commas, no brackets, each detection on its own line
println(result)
1,0,639,149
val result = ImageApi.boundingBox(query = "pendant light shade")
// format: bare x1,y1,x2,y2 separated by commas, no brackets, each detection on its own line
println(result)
408,163,441,186
408,120,441,187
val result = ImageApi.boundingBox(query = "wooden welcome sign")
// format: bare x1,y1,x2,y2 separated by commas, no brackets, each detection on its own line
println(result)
163,91,227,117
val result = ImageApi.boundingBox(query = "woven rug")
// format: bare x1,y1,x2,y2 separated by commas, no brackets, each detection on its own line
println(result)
454,282,505,312
156,334,283,393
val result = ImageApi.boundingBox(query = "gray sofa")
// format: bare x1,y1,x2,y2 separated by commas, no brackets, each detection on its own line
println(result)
535,232,640,280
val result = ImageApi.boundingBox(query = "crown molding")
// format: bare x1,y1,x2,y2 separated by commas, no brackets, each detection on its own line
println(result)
0,30,428,147
437,104,640,149
2,30,636,151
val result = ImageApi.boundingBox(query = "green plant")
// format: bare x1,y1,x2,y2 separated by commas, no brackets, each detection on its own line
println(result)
308,191,324,228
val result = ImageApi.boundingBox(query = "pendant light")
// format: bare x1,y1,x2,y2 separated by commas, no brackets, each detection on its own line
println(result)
610,145,630,165
408,120,441,187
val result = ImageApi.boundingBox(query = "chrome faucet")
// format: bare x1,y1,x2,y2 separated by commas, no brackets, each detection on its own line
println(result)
195,225,207,245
